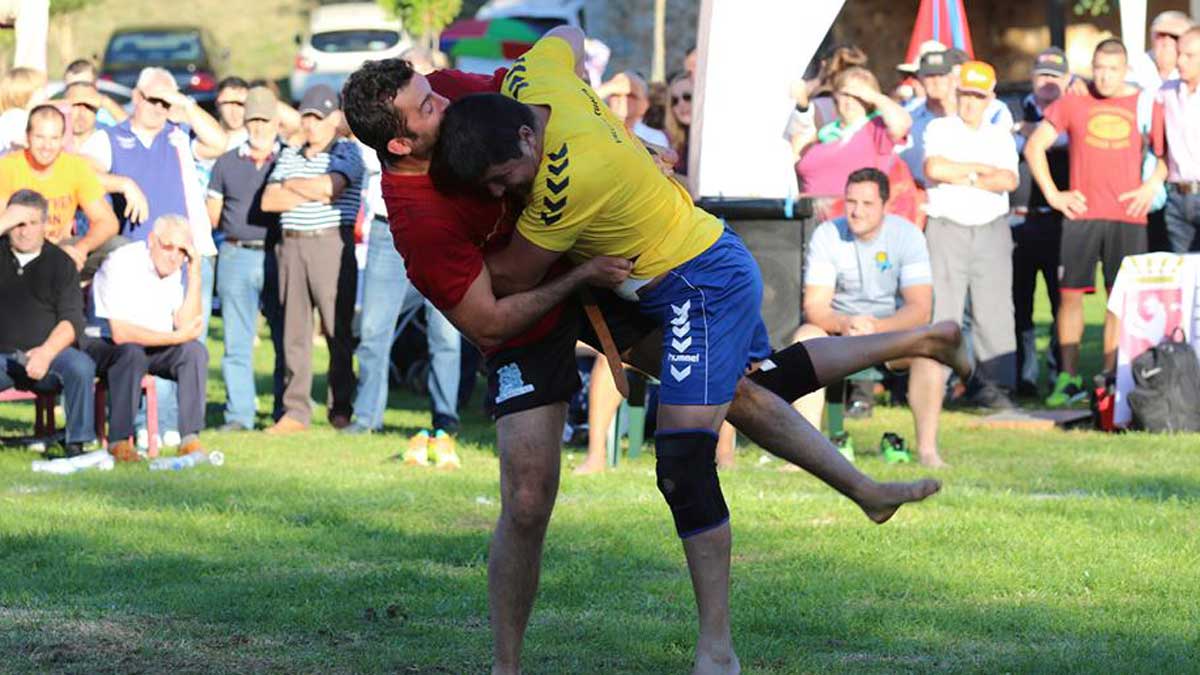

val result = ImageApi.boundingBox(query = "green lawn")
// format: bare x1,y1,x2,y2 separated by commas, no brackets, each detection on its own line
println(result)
1,287,1198,673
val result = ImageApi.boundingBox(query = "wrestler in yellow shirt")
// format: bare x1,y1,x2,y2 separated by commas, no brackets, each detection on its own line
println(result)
501,36,721,282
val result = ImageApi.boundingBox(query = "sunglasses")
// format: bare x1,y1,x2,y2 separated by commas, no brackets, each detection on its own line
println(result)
140,93,172,109
671,92,693,105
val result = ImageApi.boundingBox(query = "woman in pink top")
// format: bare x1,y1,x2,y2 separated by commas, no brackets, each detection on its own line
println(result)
795,67,916,222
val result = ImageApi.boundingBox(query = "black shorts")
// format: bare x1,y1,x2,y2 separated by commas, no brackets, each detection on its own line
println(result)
1059,219,1147,292
485,290,659,420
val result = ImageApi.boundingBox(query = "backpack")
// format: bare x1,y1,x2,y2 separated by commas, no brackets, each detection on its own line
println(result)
1126,329,1200,433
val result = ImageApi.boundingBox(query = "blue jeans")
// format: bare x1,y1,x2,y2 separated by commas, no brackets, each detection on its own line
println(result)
1,348,96,444
1165,188,1200,254
352,219,461,430
217,242,284,427
148,255,216,435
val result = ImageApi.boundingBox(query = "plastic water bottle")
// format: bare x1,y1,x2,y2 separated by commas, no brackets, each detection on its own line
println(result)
148,451,225,471
31,450,115,475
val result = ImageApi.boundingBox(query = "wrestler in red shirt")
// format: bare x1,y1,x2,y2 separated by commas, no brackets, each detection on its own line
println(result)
342,45,957,674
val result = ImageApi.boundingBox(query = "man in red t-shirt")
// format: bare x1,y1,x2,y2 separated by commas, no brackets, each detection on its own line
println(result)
342,50,964,672
1025,38,1168,406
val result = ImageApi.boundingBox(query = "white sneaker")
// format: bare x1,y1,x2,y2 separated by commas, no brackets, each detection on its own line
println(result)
162,430,181,447
136,428,149,450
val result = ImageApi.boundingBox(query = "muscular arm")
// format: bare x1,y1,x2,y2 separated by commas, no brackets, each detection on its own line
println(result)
260,182,310,212
874,284,932,332
109,319,184,347
206,196,222,228
74,198,120,254
444,263,593,351
485,230,567,297
282,173,348,204
1023,121,1063,200
801,286,849,334
543,25,587,79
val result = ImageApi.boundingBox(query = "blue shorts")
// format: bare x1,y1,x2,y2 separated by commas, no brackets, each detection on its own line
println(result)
638,229,771,406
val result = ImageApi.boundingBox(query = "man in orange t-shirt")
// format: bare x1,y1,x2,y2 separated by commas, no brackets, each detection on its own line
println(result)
0,104,120,274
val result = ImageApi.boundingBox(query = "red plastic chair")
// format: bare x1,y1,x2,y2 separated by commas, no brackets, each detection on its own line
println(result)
0,388,58,436
95,375,160,458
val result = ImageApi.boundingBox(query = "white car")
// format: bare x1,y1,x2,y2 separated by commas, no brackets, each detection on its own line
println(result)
290,2,411,102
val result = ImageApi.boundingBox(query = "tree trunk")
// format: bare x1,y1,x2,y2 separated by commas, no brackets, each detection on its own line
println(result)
652,0,666,82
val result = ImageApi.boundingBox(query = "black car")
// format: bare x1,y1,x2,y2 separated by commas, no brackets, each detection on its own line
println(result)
99,26,227,109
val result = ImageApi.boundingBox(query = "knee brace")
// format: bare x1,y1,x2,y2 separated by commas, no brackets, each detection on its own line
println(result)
747,342,819,404
655,430,729,539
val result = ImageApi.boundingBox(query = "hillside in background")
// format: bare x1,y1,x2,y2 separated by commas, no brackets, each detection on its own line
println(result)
45,0,316,83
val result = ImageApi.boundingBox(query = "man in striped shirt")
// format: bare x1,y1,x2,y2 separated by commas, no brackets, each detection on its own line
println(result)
261,84,365,433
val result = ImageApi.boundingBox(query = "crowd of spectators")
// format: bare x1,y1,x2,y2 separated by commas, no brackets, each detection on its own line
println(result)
2,11,1199,468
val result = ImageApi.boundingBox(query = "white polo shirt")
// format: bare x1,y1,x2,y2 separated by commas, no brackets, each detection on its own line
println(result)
922,115,1018,226
91,241,183,335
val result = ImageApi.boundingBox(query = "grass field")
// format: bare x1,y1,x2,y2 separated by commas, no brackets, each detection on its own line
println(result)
2,285,1199,673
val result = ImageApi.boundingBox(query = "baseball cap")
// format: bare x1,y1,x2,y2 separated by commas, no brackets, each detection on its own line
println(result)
944,48,970,66
898,40,947,74
298,84,339,118
1032,46,1069,76
958,60,997,95
918,51,953,78
244,87,277,122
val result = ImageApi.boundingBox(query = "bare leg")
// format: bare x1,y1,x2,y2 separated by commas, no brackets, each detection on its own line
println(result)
1058,290,1085,375
685,525,739,675
790,324,830,427
576,357,619,475
658,403,739,675
490,404,567,675
725,378,941,521
801,321,970,385
716,422,736,469
908,358,947,467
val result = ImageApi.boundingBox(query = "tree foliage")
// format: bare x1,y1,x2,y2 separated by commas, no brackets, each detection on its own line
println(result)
379,0,463,47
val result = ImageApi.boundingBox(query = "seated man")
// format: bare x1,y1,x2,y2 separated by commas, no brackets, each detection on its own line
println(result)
0,189,95,456
790,168,941,465
81,215,209,461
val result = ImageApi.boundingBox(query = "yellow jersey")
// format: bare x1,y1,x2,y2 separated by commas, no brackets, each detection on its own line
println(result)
0,151,105,244
501,37,721,279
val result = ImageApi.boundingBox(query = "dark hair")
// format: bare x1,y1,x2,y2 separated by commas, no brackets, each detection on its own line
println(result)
341,58,417,166
26,104,65,134
845,167,890,203
1094,38,1128,60
7,188,49,222
217,76,249,94
64,58,96,79
429,93,535,194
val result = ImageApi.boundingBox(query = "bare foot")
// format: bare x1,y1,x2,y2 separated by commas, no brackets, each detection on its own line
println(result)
693,650,740,675
920,321,972,381
919,453,948,469
572,458,607,475
857,478,942,524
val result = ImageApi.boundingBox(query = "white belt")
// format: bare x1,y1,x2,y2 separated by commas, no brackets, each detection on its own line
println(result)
614,276,654,302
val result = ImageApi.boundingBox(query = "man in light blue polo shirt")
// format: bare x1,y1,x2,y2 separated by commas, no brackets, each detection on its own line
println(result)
791,168,945,466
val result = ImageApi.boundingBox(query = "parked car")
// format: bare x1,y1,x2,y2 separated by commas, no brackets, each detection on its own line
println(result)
290,2,411,102
475,0,586,31
99,26,227,109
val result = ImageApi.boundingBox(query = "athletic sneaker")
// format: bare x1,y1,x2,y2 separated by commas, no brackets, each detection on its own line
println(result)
881,433,913,464
403,430,431,467
831,431,855,463
1046,372,1086,407
431,430,461,470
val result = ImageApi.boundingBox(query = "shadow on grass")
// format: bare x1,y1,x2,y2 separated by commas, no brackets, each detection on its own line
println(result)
3,460,1198,673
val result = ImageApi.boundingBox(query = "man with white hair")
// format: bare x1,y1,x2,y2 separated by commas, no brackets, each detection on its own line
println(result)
596,71,669,146
85,66,227,447
1130,10,1195,94
81,215,210,462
